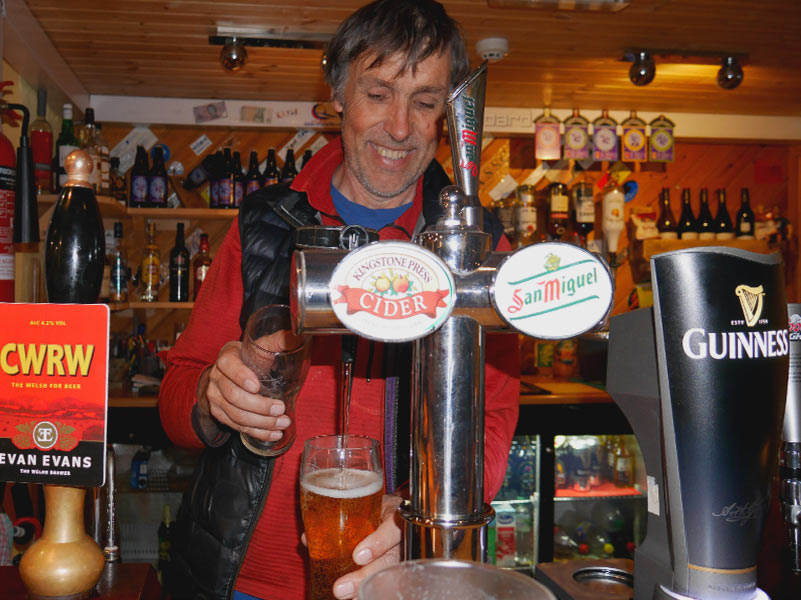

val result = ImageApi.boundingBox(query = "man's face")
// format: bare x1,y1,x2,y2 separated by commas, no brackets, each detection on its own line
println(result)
333,50,451,208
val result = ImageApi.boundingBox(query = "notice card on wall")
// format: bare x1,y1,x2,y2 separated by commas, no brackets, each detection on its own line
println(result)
0,303,109,487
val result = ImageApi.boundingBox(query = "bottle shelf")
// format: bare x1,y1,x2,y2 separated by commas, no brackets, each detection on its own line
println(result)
109,301,194,312
555,482,643,501
37,194,237,220
639,238,770,261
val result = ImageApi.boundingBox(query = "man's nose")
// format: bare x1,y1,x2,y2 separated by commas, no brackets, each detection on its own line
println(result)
384,98,411,141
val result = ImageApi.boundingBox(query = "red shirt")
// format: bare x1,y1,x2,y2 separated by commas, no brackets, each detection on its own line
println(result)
159,138,520,599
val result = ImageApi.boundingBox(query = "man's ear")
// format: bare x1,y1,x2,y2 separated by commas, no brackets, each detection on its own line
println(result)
332,92,344,115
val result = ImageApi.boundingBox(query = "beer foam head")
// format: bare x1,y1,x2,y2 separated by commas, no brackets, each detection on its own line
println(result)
302,468,383,499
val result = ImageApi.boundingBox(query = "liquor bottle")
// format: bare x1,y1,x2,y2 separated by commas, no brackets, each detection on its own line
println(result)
94,123,110,196
148,147,168,207
656,188,678,240
592,110,618,162
30,88,53,195
55,103,79,192
563,109,590,160
571,181,595,248
13,107,43,303
139,221,160,302
182,154,216,190
547,182,569,240
601,181,625,264
495,195,517,244
613,436,633,488
129,146,149,208
514,185,538,248
300,149,313,170
232,151,245,207
169,223,190,302
109,157,127,203
677,188,698,240
714,189,734,240
208,151,223,208
45,150,105,303
157,504,172,585
218,148,234,209
81,108,103,193
100,234,112,303
697,188,716,240
280,148,298,183
193,233,212,300
735,187,756,239
262,148,280,186
109,221,128,303
245,151,262,195
534,107,561,161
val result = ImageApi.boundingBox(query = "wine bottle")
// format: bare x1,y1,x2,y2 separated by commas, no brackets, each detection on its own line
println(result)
94,123,111,196
218,148,234,209
300,149,313,171
262,148,280,186
232,151,245,208
109,221,128,303
81,108,102,193
208,152,223,208
44,150,105,303
656,188,678,240
169,223,189,302
735,188,756,239
677,188,698,240
55,103,79,193
148,147,168,207
193,233,212,300
139,221,160,302
109,157,127,203
280,149,298,183
129,146,149,208
514,185,538,248
245,151,262,195
571,181,594,248
697,188,716,240
547,182,569,240
182,154,216,190
714,189,735,240
30,88,53,195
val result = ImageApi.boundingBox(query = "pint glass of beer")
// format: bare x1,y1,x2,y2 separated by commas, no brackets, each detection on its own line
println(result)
300,435,383,600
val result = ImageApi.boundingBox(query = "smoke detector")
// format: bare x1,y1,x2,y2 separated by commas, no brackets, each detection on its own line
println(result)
476,37,509,62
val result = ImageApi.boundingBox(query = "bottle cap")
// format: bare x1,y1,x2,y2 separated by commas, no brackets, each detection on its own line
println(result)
63,149,94,189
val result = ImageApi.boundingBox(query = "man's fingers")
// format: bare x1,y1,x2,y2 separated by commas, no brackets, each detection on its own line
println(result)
333,544,399,599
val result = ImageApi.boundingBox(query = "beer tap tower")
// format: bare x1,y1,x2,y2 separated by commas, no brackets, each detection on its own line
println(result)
290,63,613,561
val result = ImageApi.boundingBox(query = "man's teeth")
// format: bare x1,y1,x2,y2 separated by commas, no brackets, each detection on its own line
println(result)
375,145,410,160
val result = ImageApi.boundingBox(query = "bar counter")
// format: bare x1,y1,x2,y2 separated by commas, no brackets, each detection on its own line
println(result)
0,563,161,600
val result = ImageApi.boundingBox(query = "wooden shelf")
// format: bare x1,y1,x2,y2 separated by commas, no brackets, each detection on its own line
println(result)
127,207,238,219
520,376,612,406
110,393,158,408
37,194,237,221
639,238,771,261
37,193,126,218
555,481,643,500
123,301,194,310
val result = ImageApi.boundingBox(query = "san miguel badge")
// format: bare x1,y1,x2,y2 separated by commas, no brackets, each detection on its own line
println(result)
0,303,109,487
492,243,614,339
330,242,456,342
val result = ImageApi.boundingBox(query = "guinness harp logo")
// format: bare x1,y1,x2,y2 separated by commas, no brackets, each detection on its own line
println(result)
735,284,765,327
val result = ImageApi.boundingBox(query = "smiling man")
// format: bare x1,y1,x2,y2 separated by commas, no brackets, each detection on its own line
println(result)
159,2,520,599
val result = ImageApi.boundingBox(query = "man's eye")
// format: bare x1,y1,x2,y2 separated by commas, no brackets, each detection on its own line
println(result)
416,100,437,110
367,93,387,101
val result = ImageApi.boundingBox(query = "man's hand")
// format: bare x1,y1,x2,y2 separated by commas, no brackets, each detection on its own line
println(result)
332,494,403,599
195,339,290,442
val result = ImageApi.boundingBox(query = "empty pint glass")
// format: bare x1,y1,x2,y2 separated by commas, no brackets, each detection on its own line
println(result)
300,435,383,600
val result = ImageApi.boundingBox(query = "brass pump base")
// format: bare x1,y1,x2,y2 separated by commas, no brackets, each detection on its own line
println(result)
19,485,105,600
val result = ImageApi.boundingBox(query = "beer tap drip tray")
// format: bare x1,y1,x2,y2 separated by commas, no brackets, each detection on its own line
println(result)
535,559,633,600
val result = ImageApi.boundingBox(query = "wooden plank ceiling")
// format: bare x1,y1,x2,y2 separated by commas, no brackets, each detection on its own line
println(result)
24,0,801,116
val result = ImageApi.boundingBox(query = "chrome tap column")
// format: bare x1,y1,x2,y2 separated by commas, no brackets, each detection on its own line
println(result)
782,303,801,572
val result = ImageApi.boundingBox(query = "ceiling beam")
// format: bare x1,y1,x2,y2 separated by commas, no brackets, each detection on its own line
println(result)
2,0,89,112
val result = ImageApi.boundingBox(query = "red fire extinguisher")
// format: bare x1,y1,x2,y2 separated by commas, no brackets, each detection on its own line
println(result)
0,81,19,303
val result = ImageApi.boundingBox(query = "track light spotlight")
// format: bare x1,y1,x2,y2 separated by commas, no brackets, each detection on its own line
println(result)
717,56,743,90
220,37,247,72
629,51,655,86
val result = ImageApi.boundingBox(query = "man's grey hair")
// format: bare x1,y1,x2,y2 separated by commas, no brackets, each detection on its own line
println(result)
323,0,470,103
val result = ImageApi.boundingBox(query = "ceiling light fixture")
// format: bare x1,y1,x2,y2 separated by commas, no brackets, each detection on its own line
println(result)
628,51,655,86
717,56,744,90
622,49,747,88
219,37,247,72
